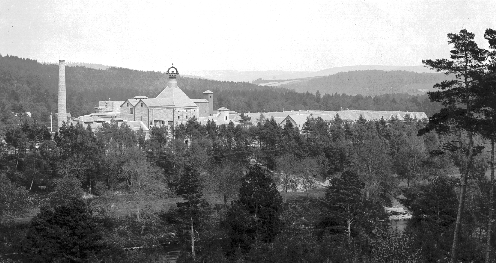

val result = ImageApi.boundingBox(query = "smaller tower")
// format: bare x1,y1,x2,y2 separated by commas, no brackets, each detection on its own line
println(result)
203,90,213,116
166,64,179,88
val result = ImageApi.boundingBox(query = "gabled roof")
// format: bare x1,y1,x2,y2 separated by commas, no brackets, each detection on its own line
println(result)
284,114,310,127
120,99,139,107
155,86,198,108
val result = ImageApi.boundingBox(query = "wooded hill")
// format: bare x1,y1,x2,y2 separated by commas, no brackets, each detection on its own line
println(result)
0,55,441,127
261,70,451,96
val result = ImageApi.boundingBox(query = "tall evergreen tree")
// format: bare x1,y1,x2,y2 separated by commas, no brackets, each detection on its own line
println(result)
320,170,387,241
175,164,209,259
420,29,487,262
476,28,496,263
227,164,283,252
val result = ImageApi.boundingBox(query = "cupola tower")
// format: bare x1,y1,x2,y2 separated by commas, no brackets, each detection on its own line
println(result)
166,64,179,88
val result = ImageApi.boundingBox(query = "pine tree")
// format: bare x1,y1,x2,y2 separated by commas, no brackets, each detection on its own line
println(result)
420,29,487,263
320,170,386,241
175,164,209,259
475,28,496,263
227,164,283,252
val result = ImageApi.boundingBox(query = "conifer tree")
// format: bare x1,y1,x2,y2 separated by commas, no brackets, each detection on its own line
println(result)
475,28,496,263
320,170,386,241
175,164,209,259
420,29,487,262
227,164,282,252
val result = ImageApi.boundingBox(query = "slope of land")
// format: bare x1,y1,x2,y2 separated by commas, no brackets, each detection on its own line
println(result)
190,65,434,82
264,70,451,96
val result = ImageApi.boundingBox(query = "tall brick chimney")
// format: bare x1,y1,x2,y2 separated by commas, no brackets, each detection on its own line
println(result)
57,60,67,130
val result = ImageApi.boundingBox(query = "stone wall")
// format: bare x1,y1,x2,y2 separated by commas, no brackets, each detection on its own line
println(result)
150,108,173,126
134,102,149,125
120,102,135,121
196,102,209,117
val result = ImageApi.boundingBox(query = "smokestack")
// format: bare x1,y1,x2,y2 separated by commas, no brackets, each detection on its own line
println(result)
57,60,67,130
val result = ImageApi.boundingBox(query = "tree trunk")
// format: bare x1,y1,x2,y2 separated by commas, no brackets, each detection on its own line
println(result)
451,131,474,263
191,217,195,259
486,139,495,263
347,219,351,242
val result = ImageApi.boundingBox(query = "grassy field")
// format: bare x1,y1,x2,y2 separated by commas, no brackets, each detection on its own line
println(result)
12,187,327,224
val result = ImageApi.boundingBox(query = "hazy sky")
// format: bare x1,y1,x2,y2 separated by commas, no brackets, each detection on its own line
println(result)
1,0,495,72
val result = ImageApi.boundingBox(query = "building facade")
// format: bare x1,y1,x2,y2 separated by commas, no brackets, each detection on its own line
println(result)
118,65,205,128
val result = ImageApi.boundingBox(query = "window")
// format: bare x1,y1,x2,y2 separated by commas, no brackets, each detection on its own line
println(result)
186,116,188,119
130,108,134,114
141,103,144,107
178,116,180,119
225,116,227,121
127,103,129,107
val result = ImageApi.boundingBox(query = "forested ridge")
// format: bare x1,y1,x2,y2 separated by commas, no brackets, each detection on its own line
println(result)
0,55,441,127
280,70,452,96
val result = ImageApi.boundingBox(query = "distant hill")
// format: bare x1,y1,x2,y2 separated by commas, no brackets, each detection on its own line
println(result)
259,70,450,96
65,62,112,70
190,65,434,82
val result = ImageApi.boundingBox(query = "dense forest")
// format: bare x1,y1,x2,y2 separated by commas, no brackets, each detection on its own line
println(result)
0,113,486,262
0,55,441,128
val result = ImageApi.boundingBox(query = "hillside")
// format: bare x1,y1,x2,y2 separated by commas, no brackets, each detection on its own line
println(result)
190,65,434,82
0,55,442,127
261,70,450,96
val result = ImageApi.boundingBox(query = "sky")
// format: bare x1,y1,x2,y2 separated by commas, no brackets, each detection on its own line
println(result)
1,0,496,73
